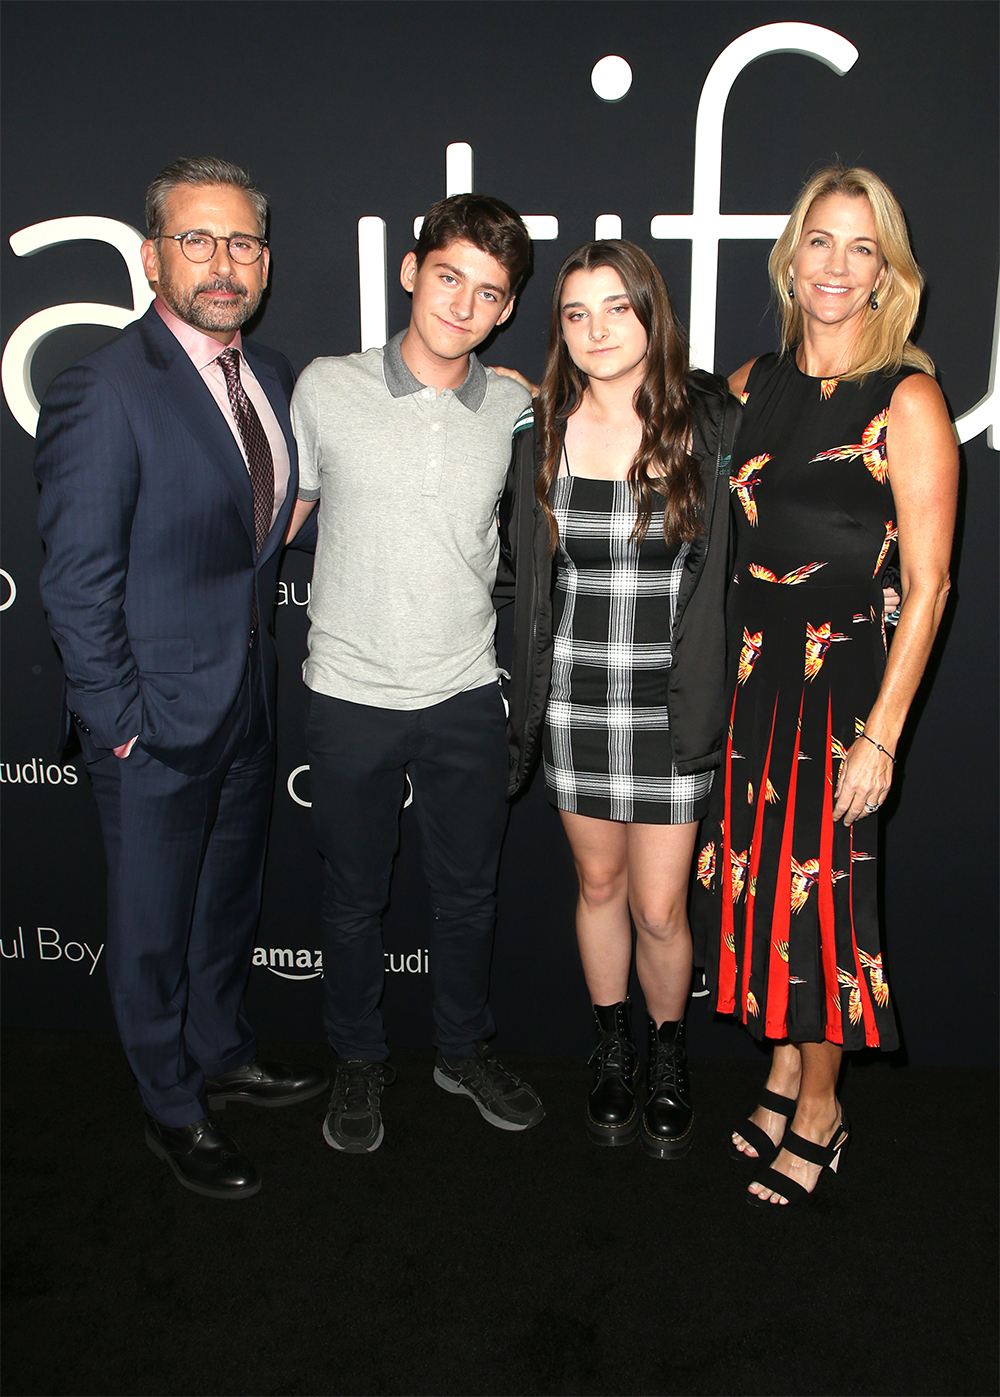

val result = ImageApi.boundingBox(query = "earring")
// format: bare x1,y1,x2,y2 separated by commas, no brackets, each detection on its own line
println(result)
788,281,795,300
869,289,879,310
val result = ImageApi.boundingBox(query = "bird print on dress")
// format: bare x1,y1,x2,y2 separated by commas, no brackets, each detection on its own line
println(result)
873,521,898,579
730,848,749,902
748,562,827,585
790,857,821,913
837,967,865,1025
858,950,889,1007
737,628,763,685
804,622,851,681
730,454,770,526
820,379,839,400
697,842,716,891
810,408,890,483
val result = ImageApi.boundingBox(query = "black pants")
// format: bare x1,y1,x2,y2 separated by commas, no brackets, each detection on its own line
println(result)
306,682,509,1060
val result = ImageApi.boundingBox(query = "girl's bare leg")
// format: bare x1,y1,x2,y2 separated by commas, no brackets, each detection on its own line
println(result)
624,821,698,1024
558,811,630,1005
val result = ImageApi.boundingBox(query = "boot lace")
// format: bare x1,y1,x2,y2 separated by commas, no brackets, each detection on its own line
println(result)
588,1031,636,1080
648,1038,688,1098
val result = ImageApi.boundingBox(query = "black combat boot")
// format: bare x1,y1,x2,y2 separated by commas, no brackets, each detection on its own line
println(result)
586,1000,639,1145
641,1015,693,1159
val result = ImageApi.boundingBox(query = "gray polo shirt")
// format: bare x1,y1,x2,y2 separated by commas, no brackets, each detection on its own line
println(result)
292,331,531,710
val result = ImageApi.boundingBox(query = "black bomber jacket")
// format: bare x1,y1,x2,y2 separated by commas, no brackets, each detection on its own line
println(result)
494,370,741,800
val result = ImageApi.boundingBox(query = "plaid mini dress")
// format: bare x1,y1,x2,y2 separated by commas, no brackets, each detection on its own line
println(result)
542,465,714,826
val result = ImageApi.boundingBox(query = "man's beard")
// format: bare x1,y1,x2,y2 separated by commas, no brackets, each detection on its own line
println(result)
158,267,263,333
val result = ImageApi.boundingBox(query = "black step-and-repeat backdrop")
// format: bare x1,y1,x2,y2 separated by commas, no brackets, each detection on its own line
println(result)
2,2,996,1066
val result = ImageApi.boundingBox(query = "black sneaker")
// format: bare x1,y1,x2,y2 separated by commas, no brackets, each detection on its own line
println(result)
433,1042,545,1131
322,1059,396,1153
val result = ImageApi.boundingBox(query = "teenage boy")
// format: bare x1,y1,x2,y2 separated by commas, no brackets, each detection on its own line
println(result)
287,195,542,1152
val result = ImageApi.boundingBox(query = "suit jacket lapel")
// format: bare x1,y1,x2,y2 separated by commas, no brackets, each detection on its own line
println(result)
140,309,258,546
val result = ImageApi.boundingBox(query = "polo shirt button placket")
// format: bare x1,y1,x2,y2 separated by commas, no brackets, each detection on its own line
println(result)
423,402,445,495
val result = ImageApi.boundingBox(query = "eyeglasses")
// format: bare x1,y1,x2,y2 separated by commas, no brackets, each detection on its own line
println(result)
159,231,267,265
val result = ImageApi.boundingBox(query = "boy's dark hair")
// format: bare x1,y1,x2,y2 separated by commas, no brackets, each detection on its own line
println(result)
414,194,532,298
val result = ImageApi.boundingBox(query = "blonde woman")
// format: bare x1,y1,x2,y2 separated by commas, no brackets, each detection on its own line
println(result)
692,166,958,1206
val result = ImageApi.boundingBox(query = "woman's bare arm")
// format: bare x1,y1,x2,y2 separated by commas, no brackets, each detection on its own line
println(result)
833,372,959,823
728,359,757,398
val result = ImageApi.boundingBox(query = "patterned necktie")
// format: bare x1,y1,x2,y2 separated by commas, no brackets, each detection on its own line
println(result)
216,347,275,554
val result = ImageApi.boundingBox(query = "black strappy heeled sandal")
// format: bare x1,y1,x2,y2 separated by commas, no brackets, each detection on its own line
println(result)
729,1088,797,1164
746,1108,851,1208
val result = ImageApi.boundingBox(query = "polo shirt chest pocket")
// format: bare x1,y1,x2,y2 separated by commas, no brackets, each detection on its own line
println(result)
423,449,510,509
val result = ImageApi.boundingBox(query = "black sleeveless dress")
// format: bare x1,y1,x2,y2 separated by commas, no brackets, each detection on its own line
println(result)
543,451,713,825
692,352,917,1050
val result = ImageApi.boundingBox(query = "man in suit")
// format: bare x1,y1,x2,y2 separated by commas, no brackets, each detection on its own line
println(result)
34,157,326,1199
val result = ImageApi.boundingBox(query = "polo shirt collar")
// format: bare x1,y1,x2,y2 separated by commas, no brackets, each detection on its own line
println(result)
382,330,487,413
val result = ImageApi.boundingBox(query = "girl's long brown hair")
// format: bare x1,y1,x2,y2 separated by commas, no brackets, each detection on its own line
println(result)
535,240,702,553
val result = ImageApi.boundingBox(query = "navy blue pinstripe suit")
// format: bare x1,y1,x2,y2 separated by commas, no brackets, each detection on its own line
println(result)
34,304,299,1126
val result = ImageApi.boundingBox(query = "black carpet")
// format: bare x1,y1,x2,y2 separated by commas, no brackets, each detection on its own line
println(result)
2,1029,997,1397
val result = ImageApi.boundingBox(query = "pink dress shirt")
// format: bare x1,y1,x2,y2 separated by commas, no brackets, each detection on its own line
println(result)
154,297,290,528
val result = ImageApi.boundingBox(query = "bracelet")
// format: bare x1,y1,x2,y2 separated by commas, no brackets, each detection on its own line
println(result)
859,730,896,763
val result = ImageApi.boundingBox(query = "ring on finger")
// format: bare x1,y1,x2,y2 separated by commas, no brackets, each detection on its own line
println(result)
863,801,880,813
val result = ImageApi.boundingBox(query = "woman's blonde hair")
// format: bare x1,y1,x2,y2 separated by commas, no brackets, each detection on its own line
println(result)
769,165,934,380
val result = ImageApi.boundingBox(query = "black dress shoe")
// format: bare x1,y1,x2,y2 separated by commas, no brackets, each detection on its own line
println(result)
204,1058,328,1108
641,1015,694,1160
144,1115,261,1199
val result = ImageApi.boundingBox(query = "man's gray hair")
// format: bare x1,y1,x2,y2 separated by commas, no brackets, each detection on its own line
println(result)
145,157,269,238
